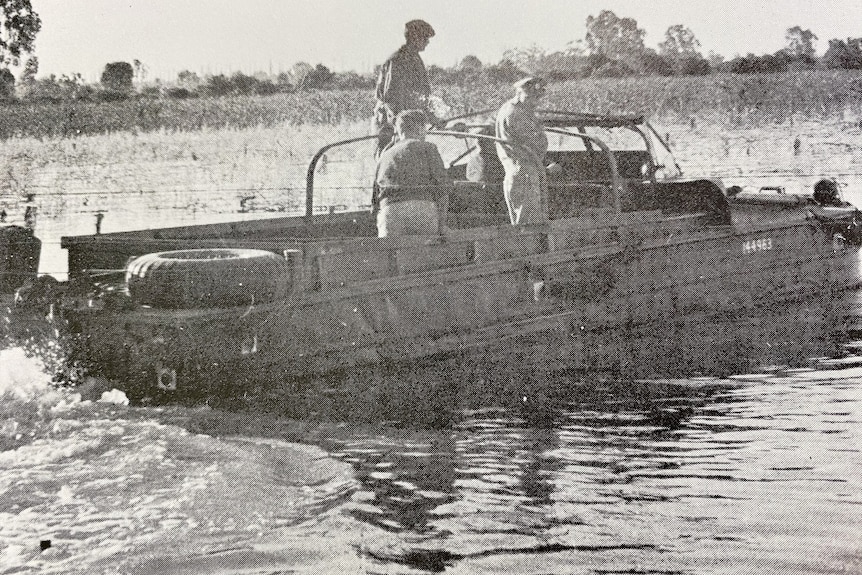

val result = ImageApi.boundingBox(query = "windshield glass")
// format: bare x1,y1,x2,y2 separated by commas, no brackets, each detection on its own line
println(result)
643,125,683,178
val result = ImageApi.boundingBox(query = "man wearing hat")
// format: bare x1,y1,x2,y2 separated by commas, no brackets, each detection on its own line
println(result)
374,19,435,157
495,77,550,225
373,109,451,237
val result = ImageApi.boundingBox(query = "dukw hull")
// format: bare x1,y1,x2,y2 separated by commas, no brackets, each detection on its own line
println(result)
60,111,862,405
65,211,858,403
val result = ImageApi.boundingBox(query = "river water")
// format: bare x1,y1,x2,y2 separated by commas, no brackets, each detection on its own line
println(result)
2,292,862,574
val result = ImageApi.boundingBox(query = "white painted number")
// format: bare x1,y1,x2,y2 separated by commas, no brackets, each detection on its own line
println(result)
742,238,773,254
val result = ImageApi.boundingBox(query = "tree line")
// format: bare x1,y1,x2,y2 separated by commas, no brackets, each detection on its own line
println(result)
489,14,862,81
0,5,860,104
6,60,370,102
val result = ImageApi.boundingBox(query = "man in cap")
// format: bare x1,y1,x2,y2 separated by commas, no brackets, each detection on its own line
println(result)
495,77,551,225
373,19,435,157
373,110,451,237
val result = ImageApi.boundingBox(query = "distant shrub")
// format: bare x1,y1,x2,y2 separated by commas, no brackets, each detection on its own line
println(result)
201,74,233,97
593,60,635,78
0,69,15,99
20,75,93,102
676,56,712,76
96,89,128,102
640,52,674,76
822,38,862,70
255,82,279,95
330,71,375,90
166,87,194,99
101,62,134,93
139,86,163,98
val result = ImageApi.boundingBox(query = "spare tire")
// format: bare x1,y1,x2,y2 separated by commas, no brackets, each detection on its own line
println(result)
126,248,287,309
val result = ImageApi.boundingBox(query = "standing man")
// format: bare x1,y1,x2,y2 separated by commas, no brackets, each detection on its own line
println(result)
373,110,450,237
374,19,435,157
495,77,550,225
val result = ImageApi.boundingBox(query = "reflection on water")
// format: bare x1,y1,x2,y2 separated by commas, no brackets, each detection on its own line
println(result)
319,373,861,574
295,294,862,574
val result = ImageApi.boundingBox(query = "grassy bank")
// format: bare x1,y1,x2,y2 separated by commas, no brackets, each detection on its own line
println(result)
0,70,861,140
0,90,374,139
546,70,862,123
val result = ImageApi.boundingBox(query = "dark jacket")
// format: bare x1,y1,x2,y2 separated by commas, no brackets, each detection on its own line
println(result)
374,45,430,126
373,138,452,208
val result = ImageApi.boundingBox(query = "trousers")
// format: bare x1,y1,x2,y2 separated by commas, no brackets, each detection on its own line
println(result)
377,199,439,237
501,158,547,225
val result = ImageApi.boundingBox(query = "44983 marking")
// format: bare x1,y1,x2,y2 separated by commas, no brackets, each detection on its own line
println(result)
743,238,773,254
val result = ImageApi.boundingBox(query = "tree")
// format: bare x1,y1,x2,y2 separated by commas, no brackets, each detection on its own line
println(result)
640,49,674,76
822,38,862,70
676,56,711,75
458,55,483,71
288,61,313,89
482,59,523,84
58,73,91,99
330,70,374,90
0,0,40,67
20,55,36,84
303,63,334,89
275,72,294,91
132,59,148,85
724,51,790,74
706,51,725,69
177,70,201,90
592,59,636,78
657,25,710,75
785,26,817,59
501,44,600,80
564,39,587,58
20,74,61,100
502,44,549,73
0,67,13,98
584,10,646,64
201,74,232,96
659,25,701,57
19,72,90,101
230,71,258,94
425,63,446,85
538,50,584,80
101,61,134,93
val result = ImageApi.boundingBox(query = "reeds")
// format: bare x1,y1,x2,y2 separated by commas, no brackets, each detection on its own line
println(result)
0,70,860,140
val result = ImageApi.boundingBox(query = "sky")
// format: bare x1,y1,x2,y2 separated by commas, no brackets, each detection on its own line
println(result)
28,0,862,82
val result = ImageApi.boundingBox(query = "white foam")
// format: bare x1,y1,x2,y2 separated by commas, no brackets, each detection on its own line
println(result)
97,389,129,406
0,347,53,400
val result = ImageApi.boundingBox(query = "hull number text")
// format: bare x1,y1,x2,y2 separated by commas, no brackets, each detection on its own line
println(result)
743,238,773,254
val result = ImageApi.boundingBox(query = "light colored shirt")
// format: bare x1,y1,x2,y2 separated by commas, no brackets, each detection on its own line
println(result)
374,45,430,125
374,138,452,206
495,97,548,165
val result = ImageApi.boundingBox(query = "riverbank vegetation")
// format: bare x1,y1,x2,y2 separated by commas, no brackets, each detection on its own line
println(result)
0,69,860,140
